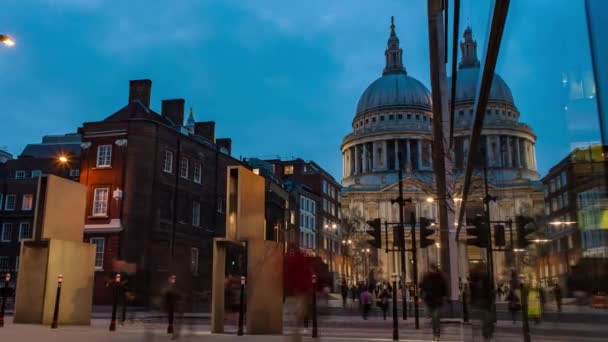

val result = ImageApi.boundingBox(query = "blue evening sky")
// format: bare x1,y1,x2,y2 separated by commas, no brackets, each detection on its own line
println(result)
0,0,599,180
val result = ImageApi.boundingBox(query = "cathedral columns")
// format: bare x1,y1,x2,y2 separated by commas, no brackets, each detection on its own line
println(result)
485,135,492,167
383,140,389,170
354,145,360,174
515,138,521,168
394,140,399,170
417,140,423,170
406,139,412,169
532,143,538,171
506,136,513,168
362,144,368,173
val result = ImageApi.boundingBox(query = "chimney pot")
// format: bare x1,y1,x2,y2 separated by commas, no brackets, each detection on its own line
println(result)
161,99,185,126
129,79,152,107
216,138,232,155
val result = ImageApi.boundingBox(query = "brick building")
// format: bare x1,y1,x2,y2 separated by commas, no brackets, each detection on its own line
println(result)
0,134,81,282
263,158,344,283
539,144,608,287
78,79,239,305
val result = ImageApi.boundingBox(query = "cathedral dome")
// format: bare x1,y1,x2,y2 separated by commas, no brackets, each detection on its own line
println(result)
356,73,432,116
354,17,432,119
448,26,515,106
448,67,514,105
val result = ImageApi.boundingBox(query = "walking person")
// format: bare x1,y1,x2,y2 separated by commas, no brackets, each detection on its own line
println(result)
341,281,348,308
506,288,521,324
553,283,562,313
420,264,448,341
350,284,357,307
378,285,390,320
360,287,372,320
469,263,495,342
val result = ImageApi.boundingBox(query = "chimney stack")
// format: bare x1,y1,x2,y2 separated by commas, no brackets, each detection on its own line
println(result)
216,138,232,155
161,99,185,126
128,79,152,107
194,121,215,142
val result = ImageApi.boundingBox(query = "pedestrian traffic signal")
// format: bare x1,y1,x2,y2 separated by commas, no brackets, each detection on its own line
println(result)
366,218,382,249
419,217,435,248
494,225,506,247
516,216,536,249
466,216,488,248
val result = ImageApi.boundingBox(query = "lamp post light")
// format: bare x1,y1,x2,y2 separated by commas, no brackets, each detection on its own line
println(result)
0,35,15,47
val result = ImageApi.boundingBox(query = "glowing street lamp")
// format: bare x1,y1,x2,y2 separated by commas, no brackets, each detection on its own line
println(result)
548,221,576,226
426,197,434,203
0,35,15,47
58,155,69,164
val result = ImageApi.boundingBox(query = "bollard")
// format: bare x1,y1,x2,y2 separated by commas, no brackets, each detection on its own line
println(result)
0,273,10,328
462,284,469,323
311,274,318,338
51,275,63,329
167,274,176,334
237,276,246,336
392,280,399,341
521,283,531,342
109,273,121,331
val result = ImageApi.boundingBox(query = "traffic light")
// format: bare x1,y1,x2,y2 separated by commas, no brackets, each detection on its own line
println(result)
366,218,382,248
516,216,536,249
466,215,488,248
419,217,435,248
494,225,506,247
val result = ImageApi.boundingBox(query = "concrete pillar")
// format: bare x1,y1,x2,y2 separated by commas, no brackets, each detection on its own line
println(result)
485,135,493,167
363,144,368,173
506,136,512,167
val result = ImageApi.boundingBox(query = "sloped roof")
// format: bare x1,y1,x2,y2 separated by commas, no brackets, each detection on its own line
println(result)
103,100,173,125
20,143,81,159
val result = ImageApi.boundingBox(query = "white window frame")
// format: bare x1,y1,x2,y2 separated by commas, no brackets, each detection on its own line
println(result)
92,187,109,217
18,222,32,241
31,170,42,178
1,223,12,242
21,194,33,211
164,150,174,173
193,162,202,184
4,194,16,211
180,157,189,179
96,145,112,168
69,169,80,177
192,201,201,227
15,170,26,179
90,237,105,270
190,247,199,275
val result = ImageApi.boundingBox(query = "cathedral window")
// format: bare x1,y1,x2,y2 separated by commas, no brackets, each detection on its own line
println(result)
407,114,412,119
459,110,464,117
380,115,385,121
372,117,376,122
416,115,420,120
398,114,403,120
389,114,394,120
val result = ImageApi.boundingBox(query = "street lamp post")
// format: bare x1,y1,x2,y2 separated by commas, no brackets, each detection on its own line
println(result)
391,272,399,341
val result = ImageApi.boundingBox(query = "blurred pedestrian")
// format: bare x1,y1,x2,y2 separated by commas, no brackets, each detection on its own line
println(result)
341,281,348,308
553,283,562,312
350,284,357,306
378,285,390,320
421,264,447,341
528,286,542,324
360,287,372,320
506,288,521,324
469,263,495,342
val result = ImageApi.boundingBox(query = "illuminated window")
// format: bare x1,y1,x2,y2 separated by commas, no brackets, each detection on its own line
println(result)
284,165,294,175
92,188,109,217
21,194,33,211
90,237,105,269
96,145,112,168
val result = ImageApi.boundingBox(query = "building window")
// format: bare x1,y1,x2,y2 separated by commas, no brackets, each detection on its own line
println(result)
190,248,199,275
18,222,32,240
192,201,201,227
398,114,403,119
31,170,42,178
15,170,26,179
290,211,296,225
180,158,189,179
459,110,464,117
193,163,202,183
96,145,112,167
561,171,567,187
416,114,420,120
4,195,16,211
380,115,385,121
163,150,174,173
389,114,394,120
90,237,104,270
1,223,13,242
0,257,9,271
21,194,33,211
92,188,109,217
69,169,80,177
284,165,294,175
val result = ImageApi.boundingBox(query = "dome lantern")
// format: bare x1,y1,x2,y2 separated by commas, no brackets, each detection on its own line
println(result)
383,16,407,76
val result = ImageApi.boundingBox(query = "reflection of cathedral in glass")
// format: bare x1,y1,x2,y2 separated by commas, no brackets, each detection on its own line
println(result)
340,19,544,282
